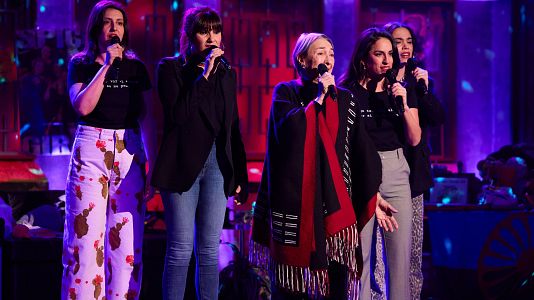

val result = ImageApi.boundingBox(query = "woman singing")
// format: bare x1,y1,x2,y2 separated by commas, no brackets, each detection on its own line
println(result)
250,32,395,299
61,1,156,299
339,28,421,300
151,7,248,300
384,21,445,300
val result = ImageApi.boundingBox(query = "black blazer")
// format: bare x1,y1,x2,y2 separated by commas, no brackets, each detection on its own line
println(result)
151,56,248,198
405,77,445,196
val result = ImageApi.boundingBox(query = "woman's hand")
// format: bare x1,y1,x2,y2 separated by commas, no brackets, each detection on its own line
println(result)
232,185,242,205
412,67,429,90
104,42,123,66
203,47,225,79
391,82,408,111
376,192,399,232
144,185,155,203
144,168,155,202
316,72,335,105
232,185,249,205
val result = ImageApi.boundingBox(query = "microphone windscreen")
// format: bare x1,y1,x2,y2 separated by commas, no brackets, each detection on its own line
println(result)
385,69,397,84
317,63,328,75
202,45,218,56
110,36,121,45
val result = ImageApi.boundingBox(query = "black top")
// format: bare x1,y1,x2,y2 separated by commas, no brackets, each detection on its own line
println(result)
346,82,417,151
67,56,151,129
151,56,248,199
188,64,225,136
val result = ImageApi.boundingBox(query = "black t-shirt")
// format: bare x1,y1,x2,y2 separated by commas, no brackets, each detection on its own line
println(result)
351,82,417,151
67,56,151,129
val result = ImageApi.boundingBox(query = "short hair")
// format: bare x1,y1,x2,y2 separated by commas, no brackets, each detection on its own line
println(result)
339,27,399,87
383,22,421,56
292,33,333,77
179,7,223,59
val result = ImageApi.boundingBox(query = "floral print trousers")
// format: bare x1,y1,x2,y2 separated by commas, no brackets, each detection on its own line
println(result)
61,125,146,300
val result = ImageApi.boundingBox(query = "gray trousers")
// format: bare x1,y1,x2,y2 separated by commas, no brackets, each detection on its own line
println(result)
359,148,413,300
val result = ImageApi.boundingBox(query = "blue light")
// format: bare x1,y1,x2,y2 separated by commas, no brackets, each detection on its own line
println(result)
40,5,46,13
58,58,65,66
172,1,179,11
174,51,180,57
0,77,6,84
444,238,452,255
513,157,525,164
507,187,515,197
442,197,451,204
435,177,445,183
461,80,474,93
484,49,495,61
20,123,30,135
454,12,462,24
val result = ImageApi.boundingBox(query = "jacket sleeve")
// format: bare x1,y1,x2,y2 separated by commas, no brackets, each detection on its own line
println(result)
156,57,216,126
417,78,445,127
229,70,249,199
270,82,313,144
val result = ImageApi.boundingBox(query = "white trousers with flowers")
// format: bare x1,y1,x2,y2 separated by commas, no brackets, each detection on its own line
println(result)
61,125,146,300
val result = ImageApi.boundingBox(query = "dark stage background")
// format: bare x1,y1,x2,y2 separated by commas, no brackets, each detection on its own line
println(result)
0,0,533,300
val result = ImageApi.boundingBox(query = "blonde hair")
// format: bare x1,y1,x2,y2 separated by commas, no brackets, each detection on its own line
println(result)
292,33,333,77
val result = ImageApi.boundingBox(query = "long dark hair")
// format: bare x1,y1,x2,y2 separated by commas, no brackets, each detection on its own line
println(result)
179,7,223,61
383,22,421,57
339,27,399,87
74,0,134,62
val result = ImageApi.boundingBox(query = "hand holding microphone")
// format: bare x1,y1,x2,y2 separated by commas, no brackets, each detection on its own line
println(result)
385,69,407,113
407,57,428,94
202,45,231,79
317,63,337,103
106,36,123,66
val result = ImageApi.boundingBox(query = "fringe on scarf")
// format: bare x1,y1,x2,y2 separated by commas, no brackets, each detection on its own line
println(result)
249,223,360,300
326,223,359,300
325,223,359,272
347,268,359,300
249,239,329,297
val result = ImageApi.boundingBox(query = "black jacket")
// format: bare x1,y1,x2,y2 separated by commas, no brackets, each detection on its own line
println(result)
151,56,248,198
253,80,382,235
405,76,445,196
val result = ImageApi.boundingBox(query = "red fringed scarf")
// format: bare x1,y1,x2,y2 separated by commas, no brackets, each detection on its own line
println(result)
250,93,359,298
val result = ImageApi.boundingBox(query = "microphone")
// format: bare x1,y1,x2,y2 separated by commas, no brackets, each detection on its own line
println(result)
108,36,121,80
406,57,427,94
385,69,405,113
109,36,122,63
317,63,337,100
206,45,231,70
